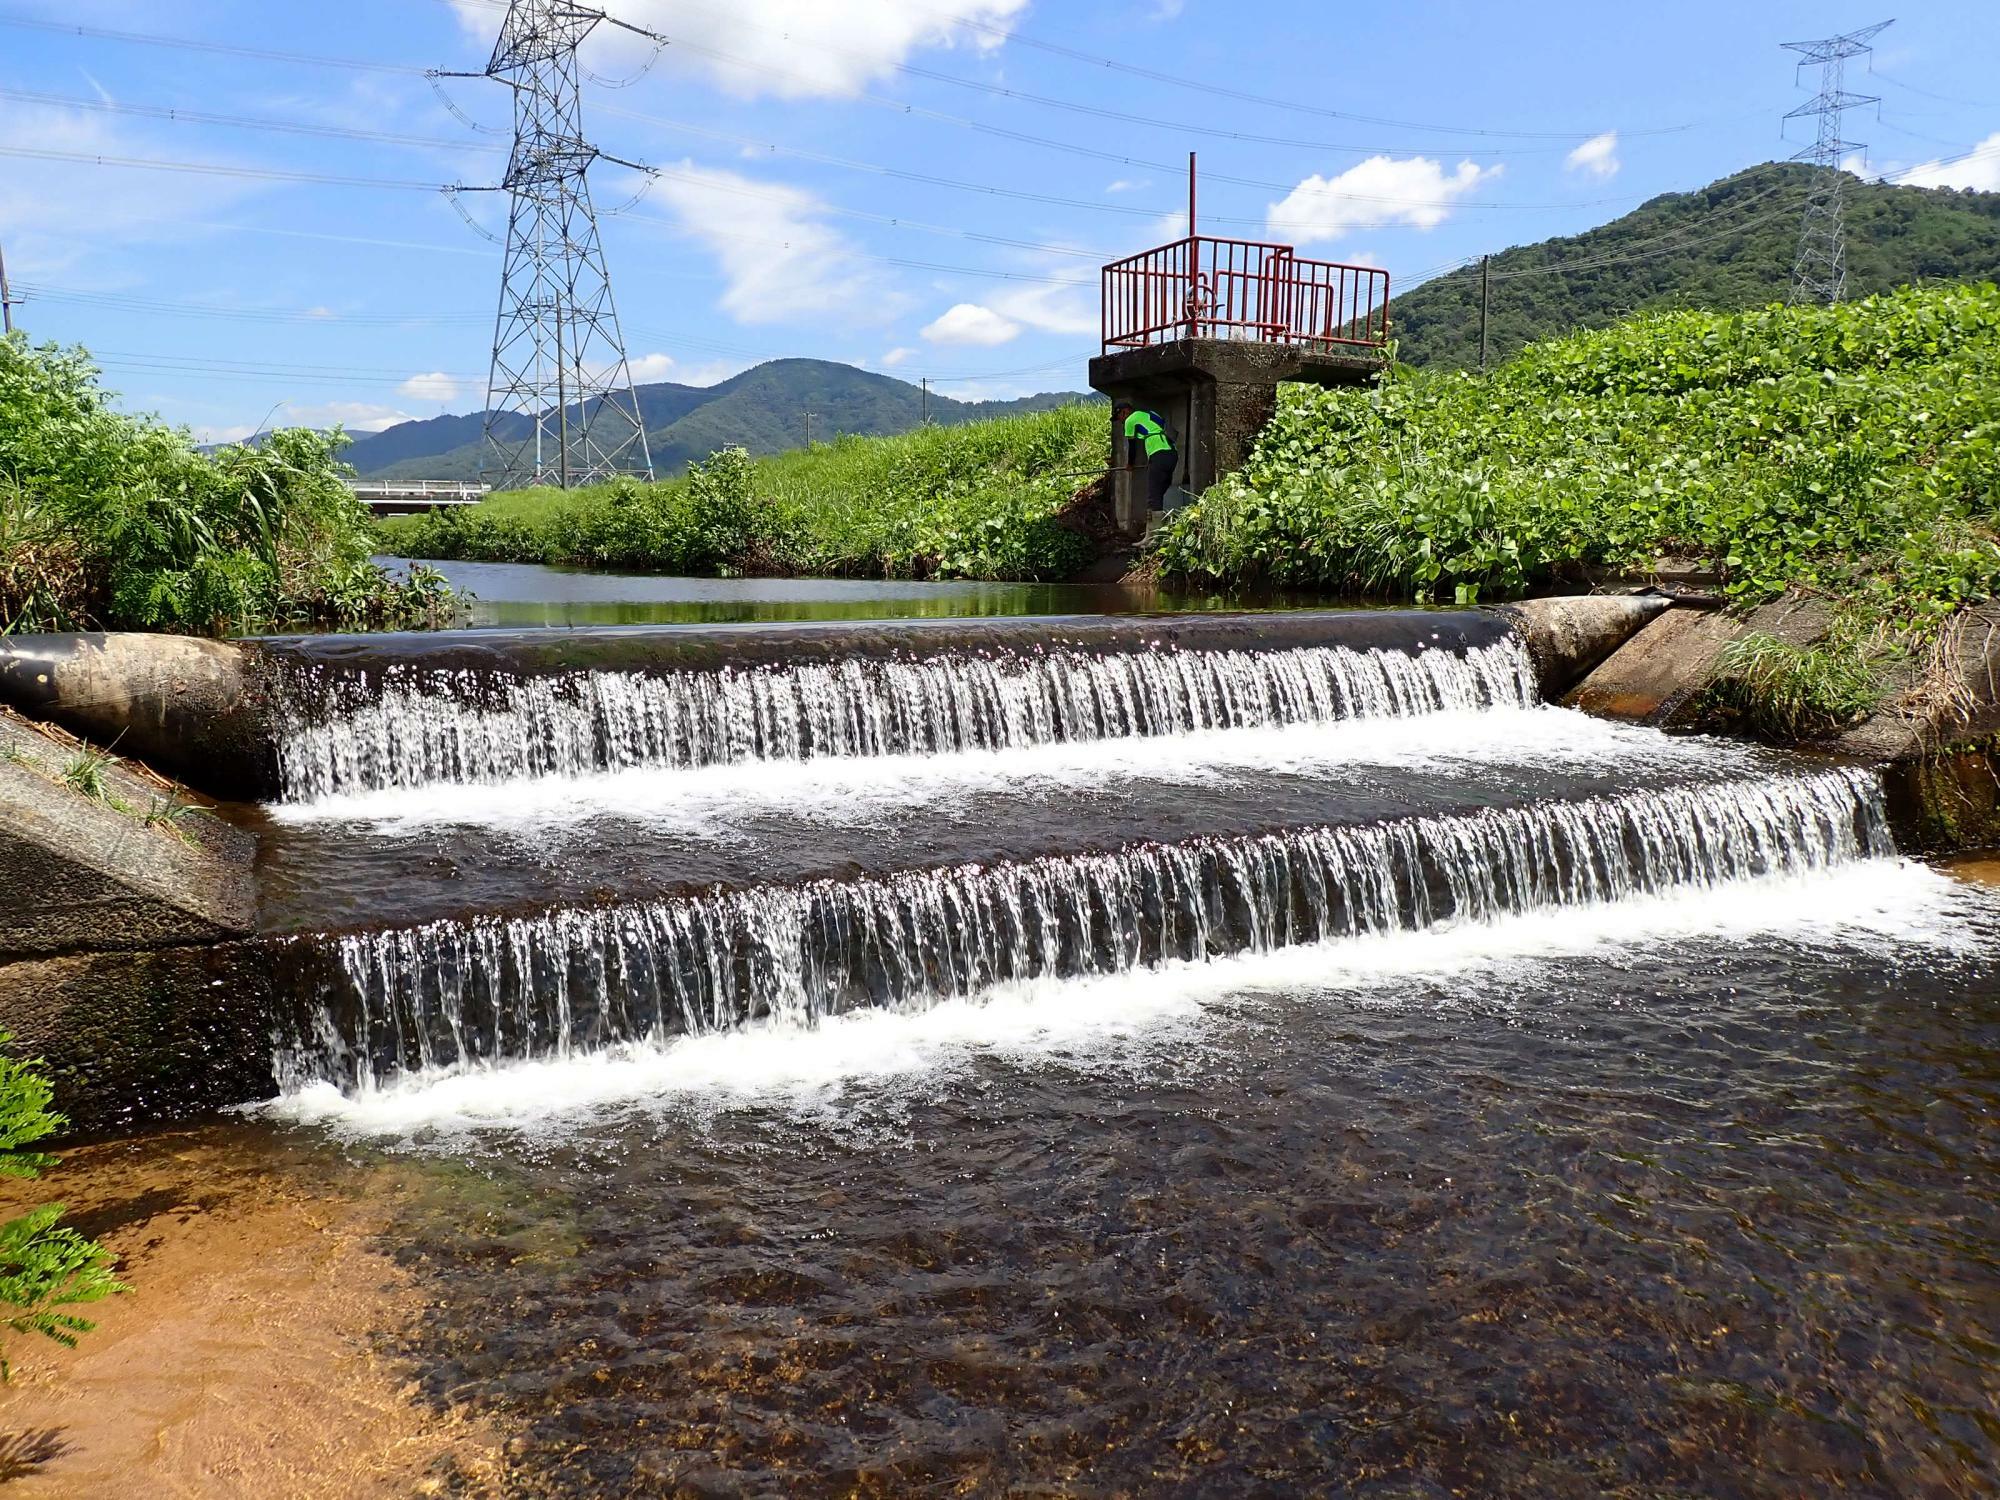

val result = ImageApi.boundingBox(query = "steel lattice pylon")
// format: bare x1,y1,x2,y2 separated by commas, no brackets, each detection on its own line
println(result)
461,1,652,488
1781,20,1892,306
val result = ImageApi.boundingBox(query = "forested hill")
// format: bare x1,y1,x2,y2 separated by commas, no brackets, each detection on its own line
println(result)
1391,162,2000,370
348,358,1094,484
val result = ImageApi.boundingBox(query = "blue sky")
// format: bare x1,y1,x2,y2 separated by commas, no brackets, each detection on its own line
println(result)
2,0,1995,441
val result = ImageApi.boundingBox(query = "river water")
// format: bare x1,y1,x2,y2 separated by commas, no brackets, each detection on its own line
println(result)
68,591,2000,1492
375,557,1308,629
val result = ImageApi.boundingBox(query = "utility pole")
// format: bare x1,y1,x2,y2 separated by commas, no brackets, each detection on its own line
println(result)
804,409,815,447
0,241,20,336
442,1,659,487
920,377,930,424
1478,255,1490,374
1782,21,1892,306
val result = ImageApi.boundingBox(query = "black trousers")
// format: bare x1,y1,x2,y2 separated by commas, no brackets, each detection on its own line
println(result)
1145,450,1177,508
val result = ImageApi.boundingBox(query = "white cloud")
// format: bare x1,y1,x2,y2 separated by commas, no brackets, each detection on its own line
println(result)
450,0,1029,100
921,303,1022,347
398,372,461,404
987,278,1098,338
198,405,413,443
643,160,886,325
1267,156,1502,246
1897,131,2000,192
1564,131,1620,180
0,102,259,278
300,402,416,433
621,351,746,387
1105,179,1150,195
880,346,918,367
626,353,679,382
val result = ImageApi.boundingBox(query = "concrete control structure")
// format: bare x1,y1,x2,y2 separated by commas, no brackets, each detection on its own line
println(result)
1090,156,1391,536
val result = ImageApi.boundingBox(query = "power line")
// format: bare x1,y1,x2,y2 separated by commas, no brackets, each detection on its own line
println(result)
886,0,1747,143
0,144,442,191
0,13,421,74
446,0,1730,147
0,85,507,157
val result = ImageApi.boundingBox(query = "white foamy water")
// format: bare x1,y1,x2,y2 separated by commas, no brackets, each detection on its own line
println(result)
272,767,1893,1102
262,858,1991,1141
271,706,1761,833
272,637,1540,800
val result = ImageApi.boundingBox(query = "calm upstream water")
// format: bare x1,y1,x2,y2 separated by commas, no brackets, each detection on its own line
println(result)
373,557,1309,629
204,599,2000,1492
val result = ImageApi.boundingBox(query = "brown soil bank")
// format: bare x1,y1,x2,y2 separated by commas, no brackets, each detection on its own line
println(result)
0,1128,504,1498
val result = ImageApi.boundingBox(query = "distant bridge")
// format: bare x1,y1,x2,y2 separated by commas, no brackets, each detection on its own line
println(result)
346,480,491,516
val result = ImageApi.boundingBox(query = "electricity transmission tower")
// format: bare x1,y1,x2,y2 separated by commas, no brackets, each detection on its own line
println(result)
444,2,659,488
1781,19,1892,306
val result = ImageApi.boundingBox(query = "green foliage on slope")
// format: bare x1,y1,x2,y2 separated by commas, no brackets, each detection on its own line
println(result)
0,1039,123,1379
1392,164,2000,371
1155,283,2000,642
378,402,1108,581
0,338,452,635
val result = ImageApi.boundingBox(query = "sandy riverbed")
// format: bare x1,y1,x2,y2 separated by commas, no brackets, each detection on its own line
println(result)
0,1126,503,1498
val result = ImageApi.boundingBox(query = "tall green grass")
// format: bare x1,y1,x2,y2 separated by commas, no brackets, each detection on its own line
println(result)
0,336,450,635
378,403,1108,581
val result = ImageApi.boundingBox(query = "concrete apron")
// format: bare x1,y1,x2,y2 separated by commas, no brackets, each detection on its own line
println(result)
0,595,1786,1133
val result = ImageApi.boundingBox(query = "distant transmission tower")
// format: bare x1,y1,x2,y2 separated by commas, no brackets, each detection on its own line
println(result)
444,2,658,488
1781,20,1892,306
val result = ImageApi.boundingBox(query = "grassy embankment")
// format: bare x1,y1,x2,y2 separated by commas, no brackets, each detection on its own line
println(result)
375,402,1107,581
0,337,450,636
1156,283,2000,737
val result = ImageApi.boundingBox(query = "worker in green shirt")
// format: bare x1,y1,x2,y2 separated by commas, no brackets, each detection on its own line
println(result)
1116,403,1178,510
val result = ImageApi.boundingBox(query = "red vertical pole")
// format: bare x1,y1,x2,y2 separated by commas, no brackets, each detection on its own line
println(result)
1186,152,1199,342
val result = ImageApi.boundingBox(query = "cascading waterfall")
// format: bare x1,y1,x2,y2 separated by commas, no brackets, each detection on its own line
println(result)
273,637,1539,799
279,766,1888,1094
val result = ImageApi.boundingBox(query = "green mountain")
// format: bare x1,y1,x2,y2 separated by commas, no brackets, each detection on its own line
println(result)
1390,162,2000,370
347,358,1095,485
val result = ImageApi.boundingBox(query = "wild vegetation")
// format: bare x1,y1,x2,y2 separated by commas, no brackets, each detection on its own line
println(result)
0,1040,122,1377
1393,163,2000,370
0,336,452,636
1157,282,2000,735
379,403,1107,581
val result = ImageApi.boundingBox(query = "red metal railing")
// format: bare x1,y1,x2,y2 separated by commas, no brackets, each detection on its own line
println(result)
1101,235,1391,354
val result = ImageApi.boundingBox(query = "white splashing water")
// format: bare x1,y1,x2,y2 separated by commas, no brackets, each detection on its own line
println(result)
272,637,1539,800
261,857,1989,1141
271,707,1766,835
277,767,1890,1098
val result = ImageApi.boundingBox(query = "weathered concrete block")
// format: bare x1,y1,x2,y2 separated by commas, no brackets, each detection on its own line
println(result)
1500,595,1672,701
0,632,276,799
0,713,256,963
1564,608,1746,724
0,942,278,1135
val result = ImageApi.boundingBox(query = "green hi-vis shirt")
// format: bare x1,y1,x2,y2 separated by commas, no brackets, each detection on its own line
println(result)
1123,409,1173,458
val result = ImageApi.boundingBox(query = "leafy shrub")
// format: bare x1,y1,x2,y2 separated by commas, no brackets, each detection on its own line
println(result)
1154,283,2000,637
0,336,453,635
0,1039,123,1377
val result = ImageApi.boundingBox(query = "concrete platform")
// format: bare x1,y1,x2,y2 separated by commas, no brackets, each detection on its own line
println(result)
1090,337,1385,535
